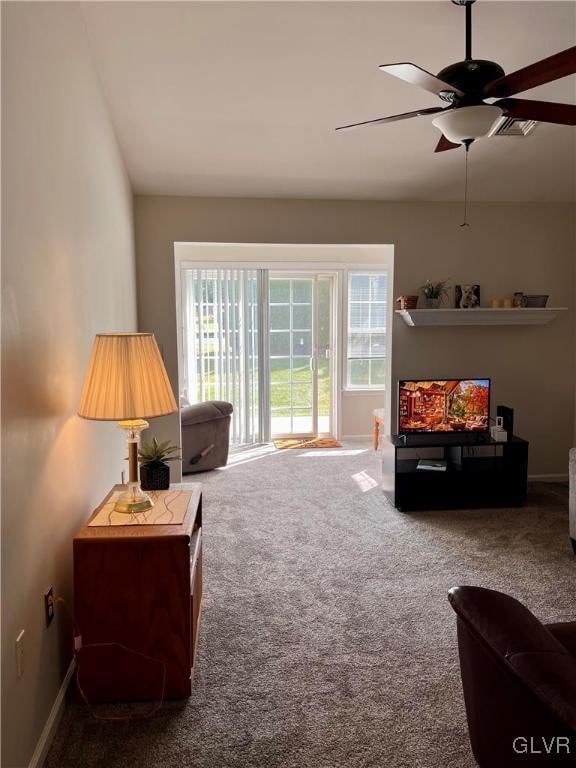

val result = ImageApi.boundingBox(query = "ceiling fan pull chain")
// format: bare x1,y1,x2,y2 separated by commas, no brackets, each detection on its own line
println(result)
460,140,472,228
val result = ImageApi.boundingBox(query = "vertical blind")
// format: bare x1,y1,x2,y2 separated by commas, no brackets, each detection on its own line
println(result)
182,269,262,445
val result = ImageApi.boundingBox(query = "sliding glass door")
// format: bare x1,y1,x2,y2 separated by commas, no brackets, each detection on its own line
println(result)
182,268,264,445
316,275,334,436
269,273,335,438
181,267,336,446
269,276,315,437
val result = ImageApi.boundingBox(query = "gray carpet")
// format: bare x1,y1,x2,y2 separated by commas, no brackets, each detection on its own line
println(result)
46,444,575,768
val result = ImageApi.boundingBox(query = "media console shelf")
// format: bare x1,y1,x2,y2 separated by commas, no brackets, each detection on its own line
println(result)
381,434,528,512
396,308,567,327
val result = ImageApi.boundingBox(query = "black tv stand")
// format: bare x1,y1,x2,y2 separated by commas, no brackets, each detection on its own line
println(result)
396,431,492,448
382,433,528,512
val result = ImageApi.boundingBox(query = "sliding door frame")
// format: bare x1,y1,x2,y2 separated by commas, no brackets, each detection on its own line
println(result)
269,270,338,439
177,259,344,442
257,270,271,443
175,245,394,450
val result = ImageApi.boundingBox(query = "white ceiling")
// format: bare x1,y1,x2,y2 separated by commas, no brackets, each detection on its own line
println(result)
82,1,576,201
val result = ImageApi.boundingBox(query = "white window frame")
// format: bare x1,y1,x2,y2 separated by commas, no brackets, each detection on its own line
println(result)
174,243,394,445
344,269,390,392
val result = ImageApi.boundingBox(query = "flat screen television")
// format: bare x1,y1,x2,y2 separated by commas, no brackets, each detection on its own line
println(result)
398,379,490,434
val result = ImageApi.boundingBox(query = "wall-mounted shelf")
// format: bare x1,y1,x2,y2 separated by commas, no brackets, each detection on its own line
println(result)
396,307,568,327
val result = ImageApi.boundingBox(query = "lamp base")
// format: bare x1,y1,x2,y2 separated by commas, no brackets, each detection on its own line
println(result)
114,482,154,514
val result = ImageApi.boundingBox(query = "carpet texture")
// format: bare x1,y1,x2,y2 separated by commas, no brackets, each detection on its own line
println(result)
45,444,574,768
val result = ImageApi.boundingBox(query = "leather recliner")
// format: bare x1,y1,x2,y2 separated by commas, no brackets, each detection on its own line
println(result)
448,586,576,767
181,400,233,473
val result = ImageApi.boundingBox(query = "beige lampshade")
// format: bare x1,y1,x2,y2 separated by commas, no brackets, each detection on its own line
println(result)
78,333,177,420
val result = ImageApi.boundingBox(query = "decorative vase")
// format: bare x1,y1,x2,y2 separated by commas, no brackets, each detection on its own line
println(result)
424,297,441,309
140,461,170,491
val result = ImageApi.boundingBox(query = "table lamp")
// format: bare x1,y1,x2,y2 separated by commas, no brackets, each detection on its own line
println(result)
78,333,177,514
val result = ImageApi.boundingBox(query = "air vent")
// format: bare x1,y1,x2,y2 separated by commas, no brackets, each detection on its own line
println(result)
488,116,539,137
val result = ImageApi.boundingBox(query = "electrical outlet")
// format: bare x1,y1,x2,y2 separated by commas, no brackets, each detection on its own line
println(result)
15,630,25,677
44,587,54,627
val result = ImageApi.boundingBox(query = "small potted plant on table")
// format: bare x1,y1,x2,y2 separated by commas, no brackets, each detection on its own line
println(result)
138,437,180,491
420,279,450,309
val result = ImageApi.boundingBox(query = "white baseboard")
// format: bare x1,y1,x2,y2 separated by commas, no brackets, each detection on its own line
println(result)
528,474,569,483
28,659,75,768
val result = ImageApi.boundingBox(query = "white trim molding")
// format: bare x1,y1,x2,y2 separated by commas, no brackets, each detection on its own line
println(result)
28,660,75,768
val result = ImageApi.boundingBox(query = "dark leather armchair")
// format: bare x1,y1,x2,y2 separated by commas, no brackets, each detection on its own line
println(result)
448,586,576,767
181,400,233,473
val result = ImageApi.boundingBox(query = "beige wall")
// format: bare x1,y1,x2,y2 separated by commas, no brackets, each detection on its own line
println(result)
135,196,575,476
1,3,137,766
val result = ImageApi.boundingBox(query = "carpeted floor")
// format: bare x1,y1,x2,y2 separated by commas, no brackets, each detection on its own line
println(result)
46,443,575,768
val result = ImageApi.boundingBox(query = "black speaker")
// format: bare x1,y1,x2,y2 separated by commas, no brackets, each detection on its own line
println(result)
496,405,514,436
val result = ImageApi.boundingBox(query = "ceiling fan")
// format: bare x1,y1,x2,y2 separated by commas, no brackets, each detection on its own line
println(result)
336,0,576,152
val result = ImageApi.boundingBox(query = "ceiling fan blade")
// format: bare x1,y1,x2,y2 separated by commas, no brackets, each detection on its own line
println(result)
484,46,576,98
379,63,465,99
434,135,461,153
336,106,445,131
495,98,576,125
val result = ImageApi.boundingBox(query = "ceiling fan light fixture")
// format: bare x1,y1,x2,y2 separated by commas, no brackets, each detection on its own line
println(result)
432,105,503,144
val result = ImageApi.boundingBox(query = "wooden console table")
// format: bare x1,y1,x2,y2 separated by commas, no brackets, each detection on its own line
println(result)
73,483,202,702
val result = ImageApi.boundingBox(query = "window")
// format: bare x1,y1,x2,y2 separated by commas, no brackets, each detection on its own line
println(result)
346,271,387,389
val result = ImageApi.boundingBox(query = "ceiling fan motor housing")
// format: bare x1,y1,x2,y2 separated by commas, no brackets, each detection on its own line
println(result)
437,60,505,102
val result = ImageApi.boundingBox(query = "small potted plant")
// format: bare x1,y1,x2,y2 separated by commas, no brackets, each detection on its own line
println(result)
420,279,450,309
138,437,180,491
